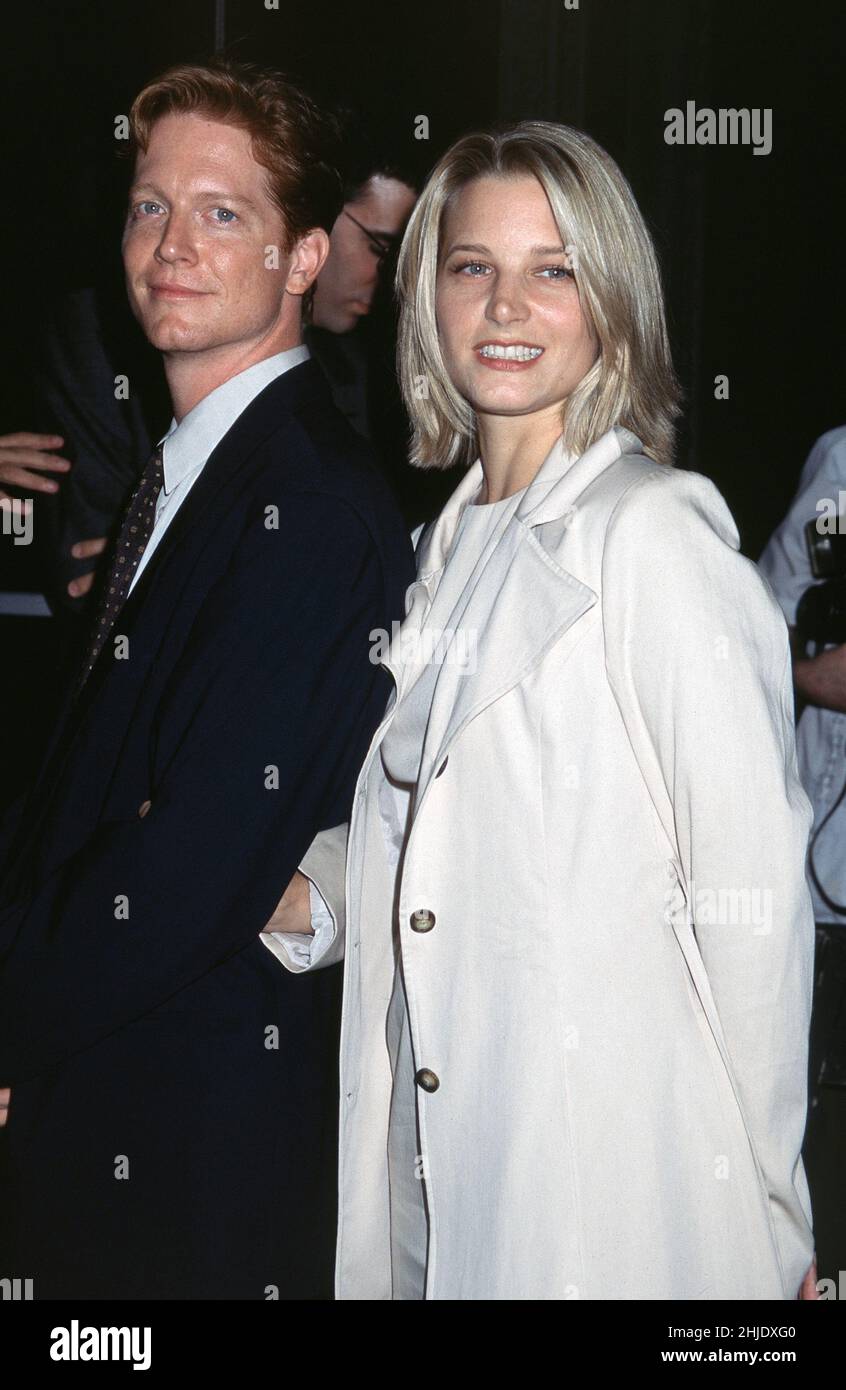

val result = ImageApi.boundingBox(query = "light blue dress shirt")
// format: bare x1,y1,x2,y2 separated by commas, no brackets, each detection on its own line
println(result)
758,426,846,924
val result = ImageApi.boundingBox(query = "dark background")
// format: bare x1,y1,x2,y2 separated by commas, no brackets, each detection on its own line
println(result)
1,0,843,555
0,0,842,1303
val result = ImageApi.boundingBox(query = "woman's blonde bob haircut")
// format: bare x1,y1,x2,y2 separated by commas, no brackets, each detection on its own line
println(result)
396,121,682,470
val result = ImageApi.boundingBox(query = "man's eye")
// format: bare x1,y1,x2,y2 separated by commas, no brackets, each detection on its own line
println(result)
211,207,238,224
135,201,162,217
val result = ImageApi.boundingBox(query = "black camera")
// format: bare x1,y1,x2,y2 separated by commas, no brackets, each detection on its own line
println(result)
795,519,846,648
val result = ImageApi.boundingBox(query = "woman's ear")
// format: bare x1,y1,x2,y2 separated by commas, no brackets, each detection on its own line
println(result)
285,227,331,298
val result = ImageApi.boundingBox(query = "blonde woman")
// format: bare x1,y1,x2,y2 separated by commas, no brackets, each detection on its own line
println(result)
264,122,818,1300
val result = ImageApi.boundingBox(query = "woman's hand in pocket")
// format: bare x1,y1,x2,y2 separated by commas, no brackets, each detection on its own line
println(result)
262,871,314,936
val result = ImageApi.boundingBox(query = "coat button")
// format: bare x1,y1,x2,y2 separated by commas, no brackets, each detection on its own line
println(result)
138,799,152,818
415,1068,440,1092
435,756,448,777
410,908,435,932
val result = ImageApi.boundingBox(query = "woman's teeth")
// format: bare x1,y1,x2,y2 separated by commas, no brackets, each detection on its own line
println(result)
478,344,544,361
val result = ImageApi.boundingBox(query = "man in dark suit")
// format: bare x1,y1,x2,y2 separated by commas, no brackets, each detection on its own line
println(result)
0,58,414,1299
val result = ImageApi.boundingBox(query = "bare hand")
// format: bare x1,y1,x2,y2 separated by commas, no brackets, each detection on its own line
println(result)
794,641,846,714
0,433,71,515
68,536,108,598
262,870,314,936
0,1086,9,1128
799,1256,819,1299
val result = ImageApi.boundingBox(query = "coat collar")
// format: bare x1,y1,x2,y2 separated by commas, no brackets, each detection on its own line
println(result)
415,424,642,580
377,425,646,817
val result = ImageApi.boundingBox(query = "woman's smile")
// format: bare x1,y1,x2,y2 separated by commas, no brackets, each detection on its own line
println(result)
474,340,545,369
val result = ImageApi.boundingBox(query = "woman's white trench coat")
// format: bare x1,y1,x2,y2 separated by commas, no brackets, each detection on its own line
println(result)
267,424,816,1300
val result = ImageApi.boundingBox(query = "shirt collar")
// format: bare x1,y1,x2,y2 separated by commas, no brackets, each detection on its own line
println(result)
157,345,310,496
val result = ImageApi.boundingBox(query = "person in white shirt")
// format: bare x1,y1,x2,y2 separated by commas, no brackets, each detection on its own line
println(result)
758,425,846,1281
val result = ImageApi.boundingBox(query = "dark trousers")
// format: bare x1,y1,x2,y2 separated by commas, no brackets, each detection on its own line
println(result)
803,925,846,1282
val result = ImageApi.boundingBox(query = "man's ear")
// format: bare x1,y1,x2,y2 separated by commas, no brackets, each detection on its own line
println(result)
285,228,331,299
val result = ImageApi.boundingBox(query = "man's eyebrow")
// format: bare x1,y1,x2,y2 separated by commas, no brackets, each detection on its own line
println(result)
196,190,260,210
127,183,259,211
127,182,165,200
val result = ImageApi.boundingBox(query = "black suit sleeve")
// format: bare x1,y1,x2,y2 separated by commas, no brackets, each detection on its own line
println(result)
0,491,392,1082
33,287,160,613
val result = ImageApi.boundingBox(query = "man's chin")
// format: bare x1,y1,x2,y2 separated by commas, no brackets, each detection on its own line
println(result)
141,322,217,354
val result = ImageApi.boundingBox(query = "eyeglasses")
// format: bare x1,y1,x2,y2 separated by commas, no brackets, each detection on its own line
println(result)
342,209,395,264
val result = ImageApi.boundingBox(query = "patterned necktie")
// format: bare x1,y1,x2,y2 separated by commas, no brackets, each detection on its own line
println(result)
75,443,165,692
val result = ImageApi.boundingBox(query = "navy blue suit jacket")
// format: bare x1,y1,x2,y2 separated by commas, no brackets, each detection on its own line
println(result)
0,359,415,1298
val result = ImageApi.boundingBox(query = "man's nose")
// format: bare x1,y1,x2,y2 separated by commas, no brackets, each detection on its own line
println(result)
155,210,198,263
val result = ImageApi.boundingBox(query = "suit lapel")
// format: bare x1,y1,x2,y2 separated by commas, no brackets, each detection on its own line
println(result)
17,361,330,854
81,360,329,703
115,359,328,629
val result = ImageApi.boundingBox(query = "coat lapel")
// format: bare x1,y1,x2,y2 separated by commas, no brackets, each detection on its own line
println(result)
378,426,641,814
414,520,598,808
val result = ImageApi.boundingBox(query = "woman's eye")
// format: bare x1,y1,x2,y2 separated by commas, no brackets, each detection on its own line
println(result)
210,207,238,224
450,261,572,280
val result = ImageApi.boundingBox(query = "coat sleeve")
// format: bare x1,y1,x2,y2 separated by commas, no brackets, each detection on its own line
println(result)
0,491,392,1082
601,466,816,1298
260,822,349,973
